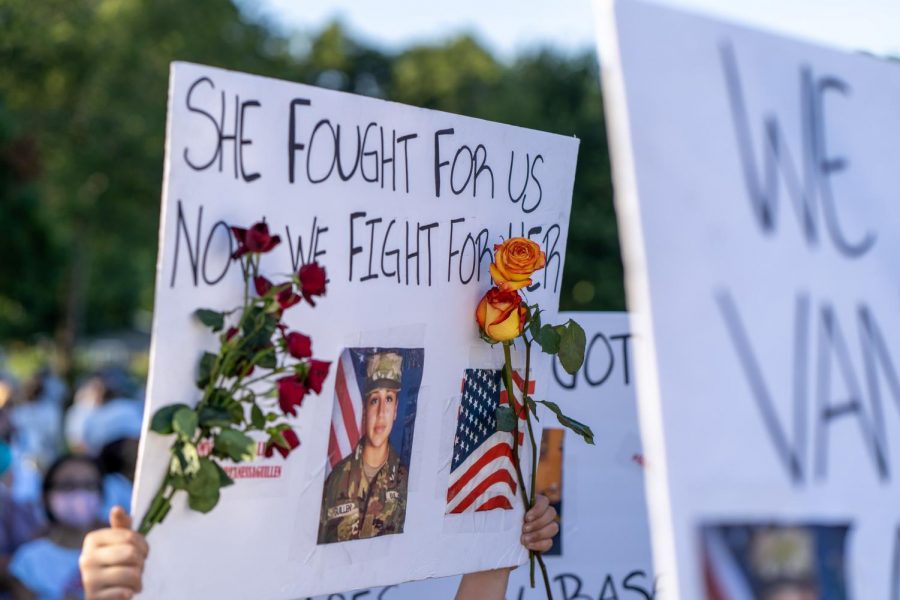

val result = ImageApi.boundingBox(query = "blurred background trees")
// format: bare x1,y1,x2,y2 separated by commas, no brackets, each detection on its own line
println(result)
0,0,622,378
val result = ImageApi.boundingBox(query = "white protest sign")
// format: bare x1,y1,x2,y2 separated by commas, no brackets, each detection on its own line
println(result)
134,62,579,599
596,1,900,598
312,312,657,600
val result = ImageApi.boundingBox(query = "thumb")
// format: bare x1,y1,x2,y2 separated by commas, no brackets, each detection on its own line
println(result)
109,505,133,530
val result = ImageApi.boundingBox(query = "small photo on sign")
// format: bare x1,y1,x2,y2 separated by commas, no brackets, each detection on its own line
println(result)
700,522,850,600
317,347,424,544
446,369,533,514
536,428,564,555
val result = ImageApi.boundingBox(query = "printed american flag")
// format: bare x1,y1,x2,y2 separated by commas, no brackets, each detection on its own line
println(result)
326,350,363,473
446,369,534,514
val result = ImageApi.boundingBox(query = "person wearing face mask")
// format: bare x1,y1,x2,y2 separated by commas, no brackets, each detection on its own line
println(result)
9,455,104,599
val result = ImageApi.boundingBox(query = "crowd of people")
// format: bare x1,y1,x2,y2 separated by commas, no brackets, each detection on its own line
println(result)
0,366,144,599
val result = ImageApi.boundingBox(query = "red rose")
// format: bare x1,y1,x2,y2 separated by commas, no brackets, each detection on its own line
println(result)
265,428,301,459
277,375,307,416
305,359,331,394
224,327,239,341
285,332,312,359
297,262,327,306
231,221,281,259
254,276,273,296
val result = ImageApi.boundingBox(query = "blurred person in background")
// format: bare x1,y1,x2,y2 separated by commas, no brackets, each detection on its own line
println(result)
8,373,63,507
83,399,143,516
63,377,108,456
31,368,67,410
9,454,104,599
66,368,140,455
6,374,62,504
0,440,44,600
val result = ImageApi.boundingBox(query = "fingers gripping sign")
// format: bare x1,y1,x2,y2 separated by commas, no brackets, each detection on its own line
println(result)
80,507,149,600
522,494,559,554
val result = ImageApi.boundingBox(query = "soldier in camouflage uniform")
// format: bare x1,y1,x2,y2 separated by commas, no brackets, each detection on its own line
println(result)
318,352,409,544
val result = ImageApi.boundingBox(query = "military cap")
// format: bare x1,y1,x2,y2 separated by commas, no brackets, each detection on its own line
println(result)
365,351,402,395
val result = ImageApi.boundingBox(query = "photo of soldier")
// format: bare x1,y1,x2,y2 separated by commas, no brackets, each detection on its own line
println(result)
535,428,564,555
317,348,424,544
701,522,850,600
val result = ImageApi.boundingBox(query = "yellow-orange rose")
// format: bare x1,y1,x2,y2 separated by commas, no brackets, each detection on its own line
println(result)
475,287,528,342
489,237,546,291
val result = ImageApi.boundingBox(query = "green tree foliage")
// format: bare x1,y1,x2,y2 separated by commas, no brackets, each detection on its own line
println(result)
0,1,623,361
0,102,63,338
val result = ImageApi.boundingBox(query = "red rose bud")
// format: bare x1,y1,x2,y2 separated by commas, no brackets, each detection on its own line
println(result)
265,428,301,459
285,332,312,359
298,262,327,306
231,222,281,259
277,375,307,416
254,275,273,296
225,327,239,341
276,287,301,310
230,226,250,259
305,359,331,394
246,222,281,253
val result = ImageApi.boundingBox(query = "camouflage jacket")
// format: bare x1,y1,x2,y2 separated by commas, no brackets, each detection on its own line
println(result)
317,440,408,544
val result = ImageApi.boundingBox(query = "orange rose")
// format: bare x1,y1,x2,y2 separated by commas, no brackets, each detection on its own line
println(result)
489,237,546,291
476,287,528,342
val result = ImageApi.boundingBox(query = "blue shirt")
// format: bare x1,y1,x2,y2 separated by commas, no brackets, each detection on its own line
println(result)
9,538,83,599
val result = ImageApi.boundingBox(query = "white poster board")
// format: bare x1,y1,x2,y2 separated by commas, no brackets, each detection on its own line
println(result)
312,312,657,599
596,1,900,598
134,62,579,599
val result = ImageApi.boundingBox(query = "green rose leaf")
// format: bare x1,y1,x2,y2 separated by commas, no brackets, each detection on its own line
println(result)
172,407,198,439
187,486,220,513
198,406,233,429
257,347,277,369
536,399,595,445
215,428,256,462
251,405,265,429
194,308,225,332
209,390,245,424
185,457,219,496
213,461,234,488
528,306,542,341
558,320,587,375
241,306,278,350
150,403,190,435
525,396,539,420
227,401,245,423
537,324,561,354
169,473,187,490
495,405,517,432
196,352,217,389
